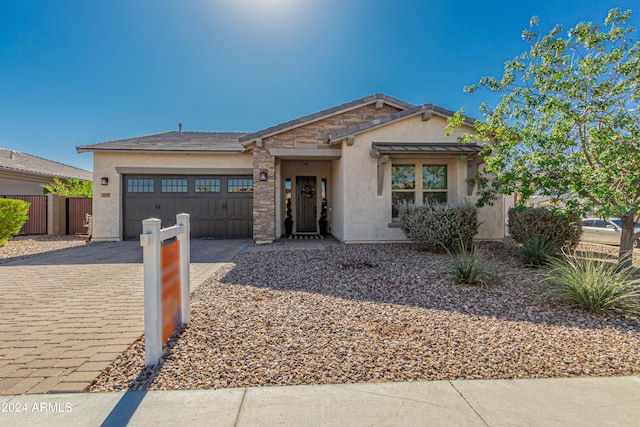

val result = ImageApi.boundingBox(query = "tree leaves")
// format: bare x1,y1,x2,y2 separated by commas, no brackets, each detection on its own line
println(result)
449,8,640,261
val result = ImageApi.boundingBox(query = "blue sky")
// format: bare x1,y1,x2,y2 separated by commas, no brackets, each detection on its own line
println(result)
1,0,638,172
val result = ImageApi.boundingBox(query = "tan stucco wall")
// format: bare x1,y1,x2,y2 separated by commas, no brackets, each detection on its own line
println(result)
92,152,252,240
337,115,505,242
0,177,47,195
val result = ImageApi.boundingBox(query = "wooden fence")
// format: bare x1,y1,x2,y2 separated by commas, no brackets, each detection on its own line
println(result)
1,195,92,235
0,195,47,234
67,197,92,235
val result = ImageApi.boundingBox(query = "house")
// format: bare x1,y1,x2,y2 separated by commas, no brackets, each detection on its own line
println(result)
0,148,92,195
77,94,507,243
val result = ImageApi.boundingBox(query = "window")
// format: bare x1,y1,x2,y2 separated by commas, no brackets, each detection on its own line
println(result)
161,179,187,193
423,165,447,203
392,165,415,217
391,164,448,218
195,179,220,193
228,178,253,193
127,178,154,193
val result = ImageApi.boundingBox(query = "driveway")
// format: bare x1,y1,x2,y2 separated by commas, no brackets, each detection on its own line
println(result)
0,239,250,395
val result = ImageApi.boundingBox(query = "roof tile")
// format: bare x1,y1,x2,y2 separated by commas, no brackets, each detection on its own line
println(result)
0,148,92,180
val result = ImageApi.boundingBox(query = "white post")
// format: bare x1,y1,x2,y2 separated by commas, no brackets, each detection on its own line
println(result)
141,218,162,366
176,213,191,324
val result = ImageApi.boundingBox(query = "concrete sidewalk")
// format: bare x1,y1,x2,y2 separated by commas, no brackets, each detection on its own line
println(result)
0,376,638,426
0,239,250,395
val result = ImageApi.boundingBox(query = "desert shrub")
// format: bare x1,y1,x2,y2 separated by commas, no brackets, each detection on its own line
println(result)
0,198,30,246
508,207,581,265
397,200,478,252
445,239,493,287
517,233,558,266
544,252,640,315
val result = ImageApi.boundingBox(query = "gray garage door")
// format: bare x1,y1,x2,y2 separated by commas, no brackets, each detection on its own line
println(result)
123,175,253,240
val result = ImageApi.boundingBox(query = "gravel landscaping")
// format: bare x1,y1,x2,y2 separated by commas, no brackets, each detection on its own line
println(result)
0,234,90,264
89,240,640,392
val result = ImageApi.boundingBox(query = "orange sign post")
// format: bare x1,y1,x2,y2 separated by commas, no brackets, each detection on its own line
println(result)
140,213,190,367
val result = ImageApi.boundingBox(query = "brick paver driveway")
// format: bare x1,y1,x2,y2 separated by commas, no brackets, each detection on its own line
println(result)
0,239,249,394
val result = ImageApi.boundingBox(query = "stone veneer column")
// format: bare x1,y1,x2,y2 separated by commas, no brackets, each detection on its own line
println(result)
253,146,276,243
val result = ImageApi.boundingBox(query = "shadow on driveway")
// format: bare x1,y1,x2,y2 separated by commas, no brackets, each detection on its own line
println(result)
0,239,251,266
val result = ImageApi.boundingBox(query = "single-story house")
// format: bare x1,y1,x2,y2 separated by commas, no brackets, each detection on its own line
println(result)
0,148,92,195
77,94,507,243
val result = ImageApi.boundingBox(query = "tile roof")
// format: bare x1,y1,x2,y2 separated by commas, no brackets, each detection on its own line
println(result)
0,148,92,181
238,94,415,145
77,132,249,153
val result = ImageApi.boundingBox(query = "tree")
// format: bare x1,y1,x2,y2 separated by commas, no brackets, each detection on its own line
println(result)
43,178,92,198
447,8,640,264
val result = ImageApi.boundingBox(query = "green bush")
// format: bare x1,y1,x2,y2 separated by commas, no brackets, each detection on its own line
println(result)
508,207,581,265
445,240,493,287
397,200,479,252
0,199,30,246
544,252,640,315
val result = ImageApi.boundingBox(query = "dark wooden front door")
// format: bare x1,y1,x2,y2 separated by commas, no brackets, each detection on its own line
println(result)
296,176,317,232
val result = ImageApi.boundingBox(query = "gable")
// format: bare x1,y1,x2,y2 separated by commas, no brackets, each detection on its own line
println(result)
264,103,404,150
240,94,413,148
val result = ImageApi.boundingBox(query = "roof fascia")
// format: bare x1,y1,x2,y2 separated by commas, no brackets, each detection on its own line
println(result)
76,147,248,154
0,168,88,182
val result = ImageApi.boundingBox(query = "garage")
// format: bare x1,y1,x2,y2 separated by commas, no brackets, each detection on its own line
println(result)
123,175,253,240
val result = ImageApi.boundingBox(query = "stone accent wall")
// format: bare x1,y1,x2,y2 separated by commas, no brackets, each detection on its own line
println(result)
267,104,401,149
251,103,403,242
252,146,276,243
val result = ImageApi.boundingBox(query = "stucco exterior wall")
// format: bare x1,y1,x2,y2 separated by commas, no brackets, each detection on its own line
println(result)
92,151,252,241
0,176,48,195
338,115,505,242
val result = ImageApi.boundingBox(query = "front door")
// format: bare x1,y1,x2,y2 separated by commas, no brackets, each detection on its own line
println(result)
296,176,317,232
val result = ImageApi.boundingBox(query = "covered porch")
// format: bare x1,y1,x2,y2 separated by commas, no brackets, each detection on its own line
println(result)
272,148,340,238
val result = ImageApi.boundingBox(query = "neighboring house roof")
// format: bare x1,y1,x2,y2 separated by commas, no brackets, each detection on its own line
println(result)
239,94,415,146
0,148,92,181
328,104,476,145
77,131,249,154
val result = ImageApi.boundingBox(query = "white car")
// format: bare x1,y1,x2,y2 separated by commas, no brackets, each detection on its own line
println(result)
580,218,638,247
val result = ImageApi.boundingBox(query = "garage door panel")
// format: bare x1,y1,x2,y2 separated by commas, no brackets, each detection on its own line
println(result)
227,219,251,239
123,175,252,240
226,198,253,218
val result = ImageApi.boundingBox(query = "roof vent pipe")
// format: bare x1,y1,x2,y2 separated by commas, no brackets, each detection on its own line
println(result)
178,123,183,134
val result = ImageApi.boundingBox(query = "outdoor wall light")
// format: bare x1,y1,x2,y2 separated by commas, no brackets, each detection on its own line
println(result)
259,171,268,181
101,177,109,185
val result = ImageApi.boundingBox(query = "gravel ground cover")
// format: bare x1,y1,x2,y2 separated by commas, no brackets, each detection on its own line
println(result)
89,240,640,392
0,234,90,264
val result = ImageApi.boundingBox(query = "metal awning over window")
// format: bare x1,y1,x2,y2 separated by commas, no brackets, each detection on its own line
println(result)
370,142,483,196
371,142,482,156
